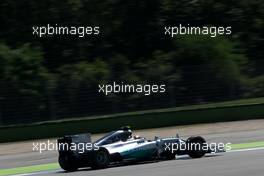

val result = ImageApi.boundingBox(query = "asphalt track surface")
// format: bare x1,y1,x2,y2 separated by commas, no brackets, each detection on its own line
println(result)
1,120,264,176
36,149,264,176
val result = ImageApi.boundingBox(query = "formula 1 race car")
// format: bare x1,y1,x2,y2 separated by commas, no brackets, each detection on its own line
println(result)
57,127,225,172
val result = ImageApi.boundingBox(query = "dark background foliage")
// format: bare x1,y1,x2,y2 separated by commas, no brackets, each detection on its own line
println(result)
0,0,263,124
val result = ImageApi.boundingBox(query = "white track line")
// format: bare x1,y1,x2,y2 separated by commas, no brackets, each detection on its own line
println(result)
12,169,62,176
227,147,264,153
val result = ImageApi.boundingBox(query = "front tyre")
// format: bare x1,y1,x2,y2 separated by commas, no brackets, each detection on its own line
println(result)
58,155,78,172
91,148,110,169
187,136,206,158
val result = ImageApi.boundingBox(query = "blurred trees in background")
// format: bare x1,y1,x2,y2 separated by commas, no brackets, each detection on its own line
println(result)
0,0,263,124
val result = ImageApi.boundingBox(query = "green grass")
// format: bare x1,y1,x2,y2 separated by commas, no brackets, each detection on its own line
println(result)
0,163,59,176
230,141,264,150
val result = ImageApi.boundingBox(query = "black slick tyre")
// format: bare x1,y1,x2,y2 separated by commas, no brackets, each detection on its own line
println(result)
91,148,110,169
58,155,78,172
187,136,207,158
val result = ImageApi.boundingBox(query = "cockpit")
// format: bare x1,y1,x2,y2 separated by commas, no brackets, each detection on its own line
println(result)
94,126,133,146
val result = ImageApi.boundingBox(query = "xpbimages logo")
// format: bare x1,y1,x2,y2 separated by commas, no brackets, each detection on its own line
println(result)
32,24,100,37
98,82,166,96
164,142,231,154
164,24,232,38
32,140,99,154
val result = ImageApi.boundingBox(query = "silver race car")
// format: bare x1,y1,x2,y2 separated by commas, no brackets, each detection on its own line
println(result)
57,126,224,171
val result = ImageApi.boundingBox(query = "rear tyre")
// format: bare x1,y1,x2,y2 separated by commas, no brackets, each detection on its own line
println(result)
187,136,206,158
59,155,78,172
91,148,110,169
